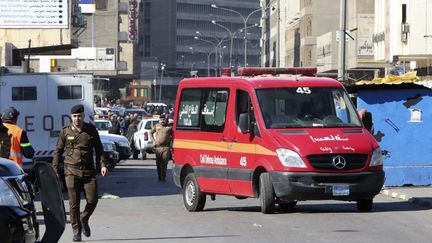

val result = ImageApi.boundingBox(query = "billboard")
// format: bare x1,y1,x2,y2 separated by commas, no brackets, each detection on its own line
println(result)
79,0,96,14
357,14,374,60
0,0,68,28
128,0,138,42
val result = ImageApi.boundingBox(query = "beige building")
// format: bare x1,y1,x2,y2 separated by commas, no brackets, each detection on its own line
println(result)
262,0,386,82
374,0,432,79
316,0,384,82
0,0,135,102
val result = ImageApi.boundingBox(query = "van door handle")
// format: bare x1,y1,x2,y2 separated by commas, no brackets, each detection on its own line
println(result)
220,137,227,142
231,138,237,143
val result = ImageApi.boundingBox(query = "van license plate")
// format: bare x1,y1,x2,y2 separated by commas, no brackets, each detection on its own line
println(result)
332,185,350,196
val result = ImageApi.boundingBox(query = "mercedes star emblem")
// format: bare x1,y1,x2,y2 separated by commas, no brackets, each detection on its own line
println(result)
332,155,346,169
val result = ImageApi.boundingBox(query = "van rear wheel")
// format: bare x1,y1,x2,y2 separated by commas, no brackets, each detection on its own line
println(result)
183,173,206,212
259,172,275,214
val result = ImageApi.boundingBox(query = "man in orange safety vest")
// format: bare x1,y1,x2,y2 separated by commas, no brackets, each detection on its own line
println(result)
2,107,34,166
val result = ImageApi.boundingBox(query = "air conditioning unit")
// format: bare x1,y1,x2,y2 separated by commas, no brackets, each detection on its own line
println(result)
106,48,115,55
72,14,86,27
401,33,408,43
401,23,410,33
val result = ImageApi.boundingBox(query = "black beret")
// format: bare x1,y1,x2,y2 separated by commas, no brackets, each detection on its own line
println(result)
71,104,84,114
159,113,166,119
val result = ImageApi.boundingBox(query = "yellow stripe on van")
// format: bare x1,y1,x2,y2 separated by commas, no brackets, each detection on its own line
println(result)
174,139,228,152
256,145,277,156
174,139,277,156
230,143,254,153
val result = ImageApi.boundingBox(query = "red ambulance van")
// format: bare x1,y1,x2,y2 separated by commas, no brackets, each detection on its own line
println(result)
172,67,385,214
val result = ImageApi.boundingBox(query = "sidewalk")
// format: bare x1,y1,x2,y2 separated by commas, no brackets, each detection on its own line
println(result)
380,185,432,208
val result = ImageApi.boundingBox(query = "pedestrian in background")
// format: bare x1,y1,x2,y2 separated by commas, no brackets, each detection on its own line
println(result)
150,114,173,182
109,114,121,135
52,104,108,242
2,107,34,166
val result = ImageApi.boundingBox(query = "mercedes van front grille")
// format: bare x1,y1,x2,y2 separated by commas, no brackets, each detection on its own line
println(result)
307,154,368,171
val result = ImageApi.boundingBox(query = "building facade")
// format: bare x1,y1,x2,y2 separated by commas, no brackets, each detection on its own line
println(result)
0,0,135,105
136,0,262,104
374,0,432,79
262,0,388,83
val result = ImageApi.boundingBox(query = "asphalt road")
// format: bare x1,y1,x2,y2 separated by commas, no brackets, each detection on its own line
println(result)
37,156,432,243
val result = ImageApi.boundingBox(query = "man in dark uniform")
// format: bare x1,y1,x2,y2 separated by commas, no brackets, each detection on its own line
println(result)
0,117,11,158
52,104,108,242
150,113,173,181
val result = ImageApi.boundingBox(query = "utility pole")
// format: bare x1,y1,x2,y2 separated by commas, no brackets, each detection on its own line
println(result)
338,0,347,82
26,39,31,73
159,64,165,102
277,0,280,67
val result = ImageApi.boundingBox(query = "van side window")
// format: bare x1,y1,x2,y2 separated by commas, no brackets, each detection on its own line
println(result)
201,89,228,132
12,87,37,101
58,85,83,100
236,90,253,125
177,89,201,128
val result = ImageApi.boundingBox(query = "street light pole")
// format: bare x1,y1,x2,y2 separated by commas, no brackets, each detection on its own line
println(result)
212,20,234,69
194,36,218,76
159,63,165,102
211,4,262,67
338,0,347,82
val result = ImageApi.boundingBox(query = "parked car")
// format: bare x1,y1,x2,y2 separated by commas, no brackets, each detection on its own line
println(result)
99,133,131,160
95,119,112,135
0,159,66,242
132,118,159,159
100,138,120,171
94,107,110,119
123,108,151,118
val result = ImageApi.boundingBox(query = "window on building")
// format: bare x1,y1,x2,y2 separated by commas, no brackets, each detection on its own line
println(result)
12,86,37,101
144,19,151,32
58,85,83,100
144,35,151,57
144,2,150,16
95,0,107,10
402,4,407,23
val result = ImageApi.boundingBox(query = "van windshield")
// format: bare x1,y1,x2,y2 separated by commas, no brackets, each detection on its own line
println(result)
256,87,362,128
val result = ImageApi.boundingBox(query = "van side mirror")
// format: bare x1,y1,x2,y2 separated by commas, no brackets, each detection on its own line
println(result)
362,111,373,132
239,113,250,133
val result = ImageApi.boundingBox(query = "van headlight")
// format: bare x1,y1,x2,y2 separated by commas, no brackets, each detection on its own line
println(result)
276,148,307,168
0,178,20,207
369,147,383,167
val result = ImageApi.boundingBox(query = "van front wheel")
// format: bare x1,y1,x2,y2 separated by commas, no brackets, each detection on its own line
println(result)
183,173,206,212
260,172,275,214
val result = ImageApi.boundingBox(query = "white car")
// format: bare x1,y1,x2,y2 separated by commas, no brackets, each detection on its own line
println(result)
94,119,112,134
132,118,159,159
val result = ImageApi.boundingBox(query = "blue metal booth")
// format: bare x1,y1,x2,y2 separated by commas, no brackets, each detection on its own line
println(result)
352,81,432,186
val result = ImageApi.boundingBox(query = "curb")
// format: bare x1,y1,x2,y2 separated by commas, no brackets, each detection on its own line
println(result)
381,189,432,208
